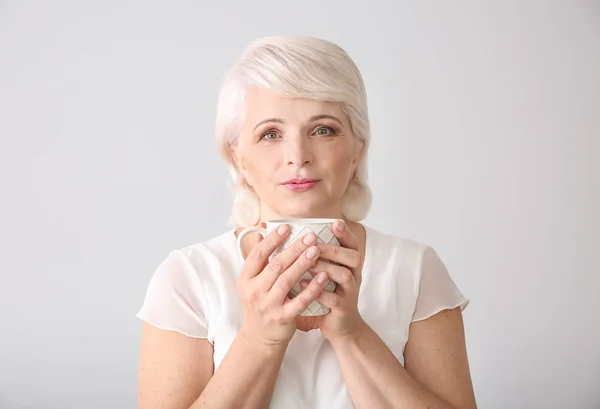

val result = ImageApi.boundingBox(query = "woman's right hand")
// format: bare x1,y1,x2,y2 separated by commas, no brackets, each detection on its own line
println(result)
237,223,329,348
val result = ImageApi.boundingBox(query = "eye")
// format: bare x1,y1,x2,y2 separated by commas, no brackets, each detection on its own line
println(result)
260,130,280,141
314,126,335,136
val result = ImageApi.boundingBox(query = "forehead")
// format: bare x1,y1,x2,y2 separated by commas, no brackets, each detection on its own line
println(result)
244,86,346,123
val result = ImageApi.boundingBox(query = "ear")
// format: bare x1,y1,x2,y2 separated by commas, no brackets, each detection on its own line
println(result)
348,139,364,182
229,146,241,169
229,146,254,188
353,139,364,164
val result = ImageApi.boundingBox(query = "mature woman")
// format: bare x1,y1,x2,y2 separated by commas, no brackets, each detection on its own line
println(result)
136,36,478,409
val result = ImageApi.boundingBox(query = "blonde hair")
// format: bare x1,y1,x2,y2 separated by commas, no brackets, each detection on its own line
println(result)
215,36,372,227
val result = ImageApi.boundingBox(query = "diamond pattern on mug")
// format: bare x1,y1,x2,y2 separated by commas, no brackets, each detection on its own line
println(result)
302,300,330,316
288,272,314,298
275,222,341,316
315,225,334,244
284,226,310,247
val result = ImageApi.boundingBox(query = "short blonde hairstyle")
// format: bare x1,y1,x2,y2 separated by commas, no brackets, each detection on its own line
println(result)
215,36,372,227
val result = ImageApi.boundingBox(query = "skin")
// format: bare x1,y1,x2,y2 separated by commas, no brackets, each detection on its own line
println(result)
137,86,478,409
233,85,363,221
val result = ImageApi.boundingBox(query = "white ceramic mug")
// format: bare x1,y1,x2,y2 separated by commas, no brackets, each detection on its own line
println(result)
236,218,341,316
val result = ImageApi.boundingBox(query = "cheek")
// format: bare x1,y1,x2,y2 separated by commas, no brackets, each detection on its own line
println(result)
323,146,355,175
243,150,278,184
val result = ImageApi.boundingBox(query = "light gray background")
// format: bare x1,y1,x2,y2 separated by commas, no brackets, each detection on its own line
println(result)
1,1,599,408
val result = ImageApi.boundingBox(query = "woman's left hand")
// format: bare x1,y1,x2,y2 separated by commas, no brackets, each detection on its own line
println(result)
295,220,366,341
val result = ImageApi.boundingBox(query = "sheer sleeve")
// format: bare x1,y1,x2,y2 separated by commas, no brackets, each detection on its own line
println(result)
411,246,469,322
136,249,210,339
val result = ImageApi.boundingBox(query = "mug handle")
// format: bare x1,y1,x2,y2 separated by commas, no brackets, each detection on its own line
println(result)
236,226,268,260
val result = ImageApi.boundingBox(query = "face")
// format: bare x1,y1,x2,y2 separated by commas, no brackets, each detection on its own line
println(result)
231,86,363,222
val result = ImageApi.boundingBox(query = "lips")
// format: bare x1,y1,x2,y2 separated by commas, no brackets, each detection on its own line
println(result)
281,178,320,192
282,178,319,185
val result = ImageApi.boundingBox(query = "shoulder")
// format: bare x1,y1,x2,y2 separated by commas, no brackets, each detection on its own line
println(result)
364,225,454,293
174,229,238,265
364,225,433,267
136,231,239,340
150,229,238,284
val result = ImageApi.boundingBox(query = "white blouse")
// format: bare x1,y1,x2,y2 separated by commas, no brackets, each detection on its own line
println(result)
136,225,469,409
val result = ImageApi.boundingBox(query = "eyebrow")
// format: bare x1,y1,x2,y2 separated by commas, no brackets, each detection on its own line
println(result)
253,114,343,131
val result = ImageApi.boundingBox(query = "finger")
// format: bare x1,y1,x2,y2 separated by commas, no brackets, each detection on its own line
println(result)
299,277,337,294
317,289,343,311
283,272,328,317
315,243,361,269
268,245,321,302
331,220,359,250
308,261,356,289
240,224,290,280
258,231,319,290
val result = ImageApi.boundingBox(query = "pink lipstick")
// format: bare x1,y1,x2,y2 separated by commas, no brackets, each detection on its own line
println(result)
282,178,319,192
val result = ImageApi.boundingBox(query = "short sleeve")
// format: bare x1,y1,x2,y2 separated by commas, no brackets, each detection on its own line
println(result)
136,249,210,339
411,246,469,322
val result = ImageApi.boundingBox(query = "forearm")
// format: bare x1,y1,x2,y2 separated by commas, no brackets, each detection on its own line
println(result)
330,322,455,409
192,331,287,409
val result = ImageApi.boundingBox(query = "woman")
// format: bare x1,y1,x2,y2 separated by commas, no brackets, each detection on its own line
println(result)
136,36,478,409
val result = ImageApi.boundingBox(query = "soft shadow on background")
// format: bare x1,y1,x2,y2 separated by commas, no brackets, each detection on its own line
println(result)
1,1,599,408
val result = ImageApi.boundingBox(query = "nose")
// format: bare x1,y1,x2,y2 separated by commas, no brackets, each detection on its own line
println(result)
285,136,313,168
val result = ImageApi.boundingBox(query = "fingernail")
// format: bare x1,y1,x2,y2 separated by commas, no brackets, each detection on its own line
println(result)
277,225,289,235
336,220,345,232
317,272,327,284
306,246,319,259
303,233,317,245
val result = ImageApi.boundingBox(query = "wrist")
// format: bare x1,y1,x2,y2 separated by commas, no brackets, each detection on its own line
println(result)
238,326,290,355
328,317,369,348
